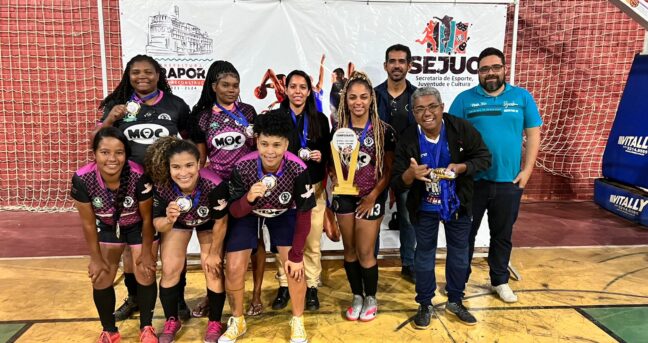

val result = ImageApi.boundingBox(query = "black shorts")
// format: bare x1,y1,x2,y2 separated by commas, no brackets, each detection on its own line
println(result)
331,191,388,221
98,223,158,246
225,209,296,254
173,220,214,232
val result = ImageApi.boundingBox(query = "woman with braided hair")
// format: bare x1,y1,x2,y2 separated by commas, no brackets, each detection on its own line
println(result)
93,54,193,322
189,60,265,317
71,127,158,343
330,71,396,322
145,137,230,343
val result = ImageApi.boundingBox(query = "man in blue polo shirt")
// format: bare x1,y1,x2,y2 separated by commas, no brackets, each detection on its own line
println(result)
449,47,542,302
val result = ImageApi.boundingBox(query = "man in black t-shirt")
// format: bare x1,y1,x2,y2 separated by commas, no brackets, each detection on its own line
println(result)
374,44,418,283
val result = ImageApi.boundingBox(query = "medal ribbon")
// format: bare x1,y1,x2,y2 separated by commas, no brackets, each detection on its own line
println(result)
290,109,309,148
256,156,286,179
131,89,161,104
172,182,202,209
418,123,459,221
418,123,444,169
358,120,372,147
214,102,249,127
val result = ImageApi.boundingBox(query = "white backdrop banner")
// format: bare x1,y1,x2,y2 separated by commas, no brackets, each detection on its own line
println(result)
119,0,507,112
119,0,506,252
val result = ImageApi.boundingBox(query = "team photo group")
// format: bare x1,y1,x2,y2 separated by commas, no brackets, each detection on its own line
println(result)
73,43,542,343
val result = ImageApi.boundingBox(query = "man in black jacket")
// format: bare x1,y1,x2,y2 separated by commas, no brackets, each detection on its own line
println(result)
391,87,491,328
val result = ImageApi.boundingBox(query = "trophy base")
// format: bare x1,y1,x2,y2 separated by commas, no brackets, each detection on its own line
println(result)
332,184,360,196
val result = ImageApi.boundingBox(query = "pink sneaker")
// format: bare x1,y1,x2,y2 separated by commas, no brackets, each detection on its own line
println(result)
158,317,182,343
139,326,157,343
204,321,224,343
97,331,121,343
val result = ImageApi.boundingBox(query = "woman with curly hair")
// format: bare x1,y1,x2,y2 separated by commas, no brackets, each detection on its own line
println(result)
71,127,158,343
92,54,193,321
219,111,315,343
331,71,396,322
145,137,230,343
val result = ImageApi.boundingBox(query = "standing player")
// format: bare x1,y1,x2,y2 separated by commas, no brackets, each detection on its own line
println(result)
189,60,264,317
145,137,230,343
267,70,331,312
94,54,192,321
72,127,158,343
219,111,315,343
331,71,396,322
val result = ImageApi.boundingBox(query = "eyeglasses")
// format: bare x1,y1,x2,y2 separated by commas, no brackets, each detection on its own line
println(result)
478,64,504,74
413,103,442,115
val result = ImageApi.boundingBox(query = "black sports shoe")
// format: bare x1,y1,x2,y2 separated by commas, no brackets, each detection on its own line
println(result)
178,299,191,321
401,266,416,283
305,287,320,311
445,302,477,325
271,286,290,310
413,304,432,329
114,296,139,321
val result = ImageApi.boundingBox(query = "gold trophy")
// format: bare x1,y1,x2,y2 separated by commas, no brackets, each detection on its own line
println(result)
331,128,360,195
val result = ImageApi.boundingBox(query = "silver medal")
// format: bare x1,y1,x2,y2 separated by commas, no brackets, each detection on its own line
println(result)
245,125,254,138
261,175,277,191
176,196,192,213
298,148,311,161
126,101,140,115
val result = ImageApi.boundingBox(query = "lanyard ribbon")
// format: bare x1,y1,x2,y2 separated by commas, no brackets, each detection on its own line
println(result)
257,157,286,179
131,90,160,104
418,123,459,221
359,120,372,147
172,183,202,209
214,102,249,127
290,110,309,148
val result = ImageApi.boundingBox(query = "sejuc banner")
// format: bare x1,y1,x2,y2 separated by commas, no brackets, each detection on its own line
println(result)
119,0,507,115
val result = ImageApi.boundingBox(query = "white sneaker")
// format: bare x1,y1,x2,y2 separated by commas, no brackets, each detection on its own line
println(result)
493,283,518,303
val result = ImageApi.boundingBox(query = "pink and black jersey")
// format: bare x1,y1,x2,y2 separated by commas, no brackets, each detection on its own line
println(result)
152,168,229,229
191,102,257,180
337,120,396,197
229,151,316,218
70,161,152,228
100,92,191,165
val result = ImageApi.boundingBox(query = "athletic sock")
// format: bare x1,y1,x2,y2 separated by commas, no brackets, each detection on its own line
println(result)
137,280,157,328
361,264,379,297
124,272,138,297
207,289,226,322
344,260,364,295
93,286,118,332
159,282,180,319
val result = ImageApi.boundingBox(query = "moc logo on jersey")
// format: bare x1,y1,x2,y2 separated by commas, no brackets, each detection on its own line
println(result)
211,132,245,150
158,113,172,121
279,192,292,205
125,124,170,144
92,197,103,208
342,151,371,170
197,206,209,217
123,196,134,208
617,136,648,157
